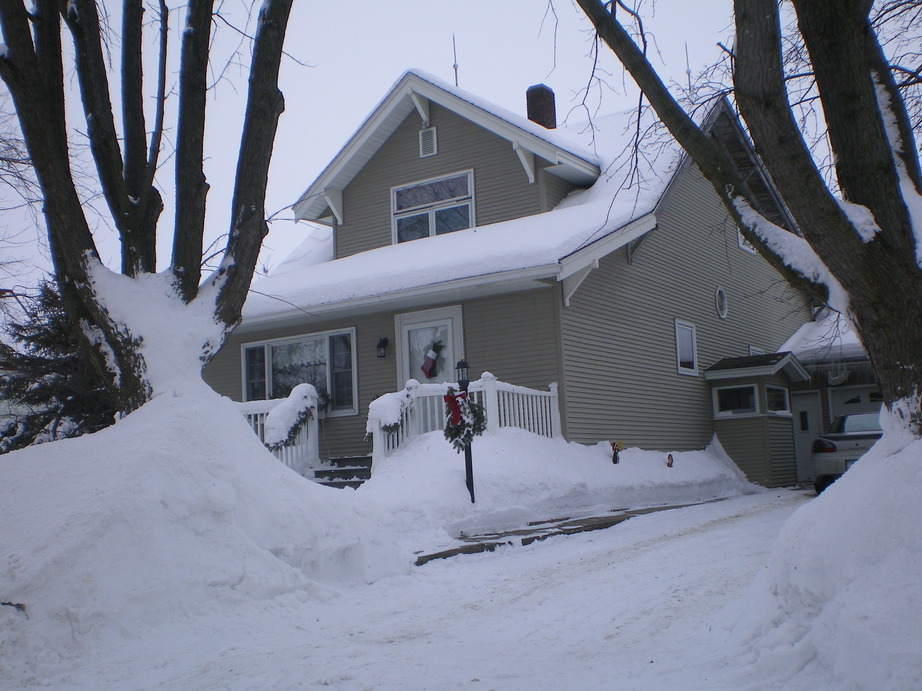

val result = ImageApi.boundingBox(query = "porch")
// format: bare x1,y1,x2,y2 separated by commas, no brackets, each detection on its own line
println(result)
237,372,561,486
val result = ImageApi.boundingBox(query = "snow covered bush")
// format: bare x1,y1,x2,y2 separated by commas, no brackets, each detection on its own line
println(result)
263,383,318,450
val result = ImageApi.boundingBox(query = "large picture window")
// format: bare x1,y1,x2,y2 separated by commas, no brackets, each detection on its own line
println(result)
243,329,357,415
392,171,474,243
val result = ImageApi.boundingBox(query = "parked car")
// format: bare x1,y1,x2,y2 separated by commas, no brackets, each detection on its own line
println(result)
811,411,882,494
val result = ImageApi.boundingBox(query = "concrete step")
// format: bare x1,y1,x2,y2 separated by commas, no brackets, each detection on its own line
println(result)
313,455,373,489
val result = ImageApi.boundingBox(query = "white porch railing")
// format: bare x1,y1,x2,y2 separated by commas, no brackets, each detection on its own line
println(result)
237,398,320,475
367,372,561,460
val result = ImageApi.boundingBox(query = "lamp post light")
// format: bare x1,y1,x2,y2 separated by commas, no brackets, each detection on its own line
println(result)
455,358,475,503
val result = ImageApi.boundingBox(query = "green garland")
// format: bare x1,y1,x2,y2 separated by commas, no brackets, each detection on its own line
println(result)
443,387,486,453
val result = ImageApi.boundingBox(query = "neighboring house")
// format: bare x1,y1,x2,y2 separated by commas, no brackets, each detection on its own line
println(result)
203,70,812,486
778,311,879,483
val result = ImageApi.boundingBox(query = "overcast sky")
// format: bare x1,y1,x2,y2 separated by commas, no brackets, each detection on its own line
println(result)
2,0,734,288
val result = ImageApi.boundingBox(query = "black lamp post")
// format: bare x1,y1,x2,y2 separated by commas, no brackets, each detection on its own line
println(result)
455,358,475,503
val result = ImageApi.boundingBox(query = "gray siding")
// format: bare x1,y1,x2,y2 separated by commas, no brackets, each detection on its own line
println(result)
541,168,577,212
335,103,575,258
462,288,563,393
768,416,796,486
560,162,810,449
714,418,773,486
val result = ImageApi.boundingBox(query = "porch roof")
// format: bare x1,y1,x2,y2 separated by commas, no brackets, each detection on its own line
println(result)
704,352,810,383
241,201,659,329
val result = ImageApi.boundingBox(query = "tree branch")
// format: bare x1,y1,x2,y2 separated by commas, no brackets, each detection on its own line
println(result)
172,0,214,302
213,0,294,331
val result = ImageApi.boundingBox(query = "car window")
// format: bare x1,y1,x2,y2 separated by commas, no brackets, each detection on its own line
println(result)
829,413,882,434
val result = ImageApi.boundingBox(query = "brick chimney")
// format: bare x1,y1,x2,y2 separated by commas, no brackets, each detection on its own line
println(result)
526,84,556,129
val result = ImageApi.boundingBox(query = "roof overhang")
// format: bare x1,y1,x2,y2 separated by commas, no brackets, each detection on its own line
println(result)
704,352,810,383
237,263,559,333
292,71,601,223
557,213,657,306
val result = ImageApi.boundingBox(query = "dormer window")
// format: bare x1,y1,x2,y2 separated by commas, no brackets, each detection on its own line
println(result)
392,171,474,243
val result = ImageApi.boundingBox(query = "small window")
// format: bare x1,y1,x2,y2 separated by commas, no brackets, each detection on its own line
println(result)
393,171,474,243
766,385,790,413
419,127,437,157
675,320,698,375
243,329,357,415
738,230,757,254
715,288,728,319
715,385,757,415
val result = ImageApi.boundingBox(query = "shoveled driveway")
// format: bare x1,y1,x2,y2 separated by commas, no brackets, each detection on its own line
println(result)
414,497,731,565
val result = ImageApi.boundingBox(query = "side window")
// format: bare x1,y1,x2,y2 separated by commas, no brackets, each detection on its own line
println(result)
714,385,758,416
766,385,791,413
243,329,357,415
392,171,474,243
738,230,757,254
674,320,698,375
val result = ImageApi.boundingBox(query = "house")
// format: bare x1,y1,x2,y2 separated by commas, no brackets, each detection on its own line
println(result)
202,70,812,486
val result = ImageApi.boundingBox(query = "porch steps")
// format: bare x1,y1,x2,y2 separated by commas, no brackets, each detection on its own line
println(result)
313,456,373,489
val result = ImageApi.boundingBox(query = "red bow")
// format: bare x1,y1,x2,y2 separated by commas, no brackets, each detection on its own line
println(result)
443,391,467,425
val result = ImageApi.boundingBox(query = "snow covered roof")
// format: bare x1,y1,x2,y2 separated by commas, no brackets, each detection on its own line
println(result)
292,70,602,224
242,74,702,328
780,310,868,365
704,352,810,382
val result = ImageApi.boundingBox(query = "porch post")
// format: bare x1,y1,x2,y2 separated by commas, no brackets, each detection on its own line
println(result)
480,371,499,433
371,422,386,462
549,382,562,438
307,412,320,466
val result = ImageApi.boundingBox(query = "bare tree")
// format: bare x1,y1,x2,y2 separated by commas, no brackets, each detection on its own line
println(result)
576,0,922,432
0,0,293,413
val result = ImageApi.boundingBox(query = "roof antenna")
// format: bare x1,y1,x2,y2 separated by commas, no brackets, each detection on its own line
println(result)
684,41,692,94
452,34,459,87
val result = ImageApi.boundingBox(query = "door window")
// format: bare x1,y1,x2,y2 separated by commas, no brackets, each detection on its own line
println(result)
395,306,463,387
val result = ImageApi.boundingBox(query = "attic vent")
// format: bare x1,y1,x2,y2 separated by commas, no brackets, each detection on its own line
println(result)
419,127,438,158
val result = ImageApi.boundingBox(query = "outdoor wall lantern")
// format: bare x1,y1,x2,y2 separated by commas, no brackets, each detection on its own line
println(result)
376,337,389,358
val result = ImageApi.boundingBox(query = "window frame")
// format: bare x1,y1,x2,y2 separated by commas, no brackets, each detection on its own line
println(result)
391,170,475,244
713,384,759,418
240,327,358,417
394,305,464,388
765,385,792,416
738,230,757,254
674,319,699,376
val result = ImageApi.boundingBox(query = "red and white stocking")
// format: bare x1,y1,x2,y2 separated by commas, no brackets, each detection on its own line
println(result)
420,348,439,379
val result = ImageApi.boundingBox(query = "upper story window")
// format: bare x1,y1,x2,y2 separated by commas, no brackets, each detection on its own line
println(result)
674,319,698,376
243,328,357,416
392,171,474,243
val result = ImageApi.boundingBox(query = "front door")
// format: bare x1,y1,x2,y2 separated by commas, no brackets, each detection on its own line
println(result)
395,306,464,387
792,391,823,483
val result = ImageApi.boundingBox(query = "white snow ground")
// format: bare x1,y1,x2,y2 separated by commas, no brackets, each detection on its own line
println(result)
1,380,920,689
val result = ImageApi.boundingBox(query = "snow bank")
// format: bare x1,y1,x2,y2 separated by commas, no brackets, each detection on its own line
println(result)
0,387,405,680
359,428,755,548
733,412,922,688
